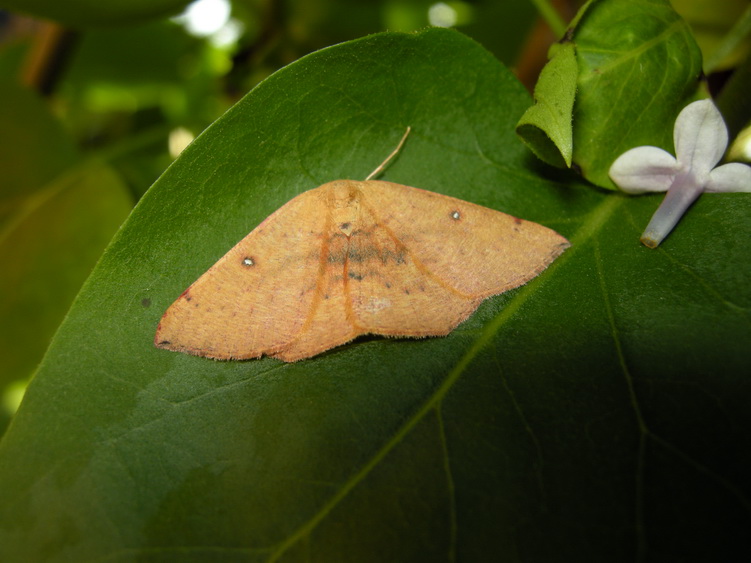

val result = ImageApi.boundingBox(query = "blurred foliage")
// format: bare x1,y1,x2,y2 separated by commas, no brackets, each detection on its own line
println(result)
0,0,192,27
672,0,751,71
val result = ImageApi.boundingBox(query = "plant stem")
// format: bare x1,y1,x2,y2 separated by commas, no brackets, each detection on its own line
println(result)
529,0,567,38
703,4,751,74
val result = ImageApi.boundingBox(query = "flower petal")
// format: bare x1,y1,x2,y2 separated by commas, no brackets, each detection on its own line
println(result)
609,146,679,193
640,170,704,248
706,162,751,193
673,99,728,176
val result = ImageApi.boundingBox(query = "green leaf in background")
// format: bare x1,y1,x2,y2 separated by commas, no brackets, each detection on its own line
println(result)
0,82,132,431
0,28,749,561
570,0,704,189
0,163,132,391
515,41,577,168
0,0,192,27
0,82,78,224
672,0,751,71
63,21,203,89
58,21,227,201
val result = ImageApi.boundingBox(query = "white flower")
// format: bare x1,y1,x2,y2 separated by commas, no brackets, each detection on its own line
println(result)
609,99,751,248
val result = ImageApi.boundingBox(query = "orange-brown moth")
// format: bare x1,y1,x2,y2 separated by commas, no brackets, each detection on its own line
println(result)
155,128,569,361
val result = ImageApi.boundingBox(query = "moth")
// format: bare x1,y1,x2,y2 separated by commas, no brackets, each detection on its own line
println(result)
155,128,569,361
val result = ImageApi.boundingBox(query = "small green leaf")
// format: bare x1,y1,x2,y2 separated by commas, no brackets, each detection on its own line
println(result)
516,41,578,168
571,0,703,189
2,0,191,27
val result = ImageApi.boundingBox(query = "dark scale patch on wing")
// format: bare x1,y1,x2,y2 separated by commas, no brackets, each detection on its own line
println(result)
328,243,367,264
380,248,406,265
328,249,346,264
328,243,406,265
347,236,383,262
346,246,371,263
348,271,364,281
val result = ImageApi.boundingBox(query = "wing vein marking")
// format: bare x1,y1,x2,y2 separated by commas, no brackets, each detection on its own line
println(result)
358,196,475,300
273,199,334,356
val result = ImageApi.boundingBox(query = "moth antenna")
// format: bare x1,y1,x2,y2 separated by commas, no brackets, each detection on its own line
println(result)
365,126,411,181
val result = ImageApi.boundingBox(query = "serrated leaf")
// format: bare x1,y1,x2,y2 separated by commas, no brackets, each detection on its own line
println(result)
0,28,749,562
571,0,703,189
516,41,577,168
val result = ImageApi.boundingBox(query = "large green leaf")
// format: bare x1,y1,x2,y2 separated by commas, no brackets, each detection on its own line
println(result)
0,28,749,561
